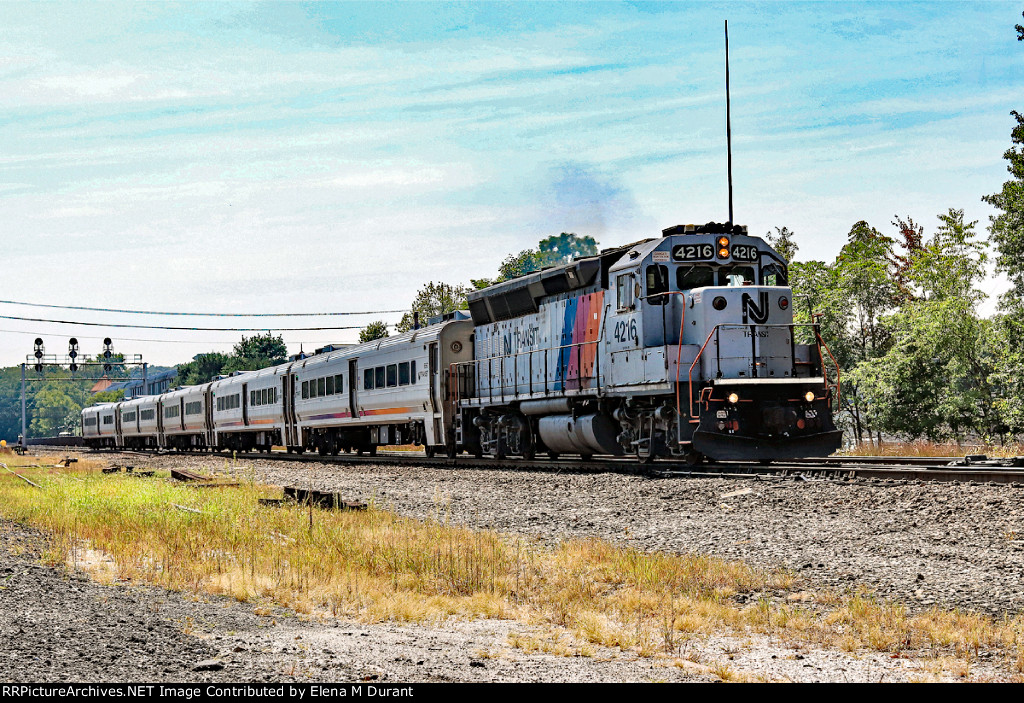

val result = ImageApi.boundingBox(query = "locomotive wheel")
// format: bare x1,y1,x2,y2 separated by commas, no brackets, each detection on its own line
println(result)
547,451,559,461
318,443,330,457
425,446,436,458
368,445,377,457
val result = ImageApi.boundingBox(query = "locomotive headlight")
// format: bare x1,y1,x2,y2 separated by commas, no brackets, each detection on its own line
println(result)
717,236,729,248
804,391,815,403
712,296,728,310
727,392,739,404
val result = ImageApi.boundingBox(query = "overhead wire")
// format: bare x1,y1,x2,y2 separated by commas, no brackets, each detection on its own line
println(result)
0,299,407,317
0,313,378,332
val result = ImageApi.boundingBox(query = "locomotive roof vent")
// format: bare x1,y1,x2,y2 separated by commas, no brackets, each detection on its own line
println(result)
662,222,748,237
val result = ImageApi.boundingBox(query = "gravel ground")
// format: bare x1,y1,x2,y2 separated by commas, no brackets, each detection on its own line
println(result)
7,449,1024,682
171,452,1024,616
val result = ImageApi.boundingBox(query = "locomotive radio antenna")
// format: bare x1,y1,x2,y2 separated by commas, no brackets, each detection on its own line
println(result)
725,19,734,225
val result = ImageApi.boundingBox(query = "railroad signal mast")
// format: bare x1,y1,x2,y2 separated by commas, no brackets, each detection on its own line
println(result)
20,337,148,447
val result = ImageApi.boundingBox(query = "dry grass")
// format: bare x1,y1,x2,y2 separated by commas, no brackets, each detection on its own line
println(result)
2,453,1024,679
844,440,1022,458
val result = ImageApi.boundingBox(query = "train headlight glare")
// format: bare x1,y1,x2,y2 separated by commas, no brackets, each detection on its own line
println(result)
804,391,815,403
727,393,739,404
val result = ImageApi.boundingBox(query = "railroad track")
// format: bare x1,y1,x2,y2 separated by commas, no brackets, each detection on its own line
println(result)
40,445,1024,485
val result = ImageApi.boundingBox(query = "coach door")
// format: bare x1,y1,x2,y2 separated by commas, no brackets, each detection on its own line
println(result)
282,373,298,447
348,359,359,418
242,383,250,427
204,386,214,446
428,343,440,415
156,400,165,446
179,398,186,431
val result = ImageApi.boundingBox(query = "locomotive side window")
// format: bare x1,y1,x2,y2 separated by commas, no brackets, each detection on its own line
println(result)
645,265,669,305
719,266,755,286
677,266,715,290
761,263,788,286
616,273,634,311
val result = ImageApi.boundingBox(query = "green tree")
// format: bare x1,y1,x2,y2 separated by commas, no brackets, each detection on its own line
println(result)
851,209,995,441
396,282,470,332
176,352,231,385
982,108,1024,435
29,381,84,436
765,226,799,262
222,333,287,374
536,232,599,267
358,321,390,343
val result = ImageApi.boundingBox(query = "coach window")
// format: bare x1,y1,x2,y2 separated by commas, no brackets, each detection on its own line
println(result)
677,266,715,290
398,362,410,386
335,374,344,394
326,375,335,395
386,364,398,387
318,377,326,397
719,266,755,287
302,381,309,399
375,366,385,389
364,368,374,390
616,273,634,311
645,265,669,305
411,360,416,383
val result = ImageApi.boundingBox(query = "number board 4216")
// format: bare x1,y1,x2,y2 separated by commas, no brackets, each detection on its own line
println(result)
671,243,714,261
731,244,759,262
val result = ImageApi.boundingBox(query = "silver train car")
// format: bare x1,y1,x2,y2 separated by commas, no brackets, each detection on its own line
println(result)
83,222,841,464
83,321,475,455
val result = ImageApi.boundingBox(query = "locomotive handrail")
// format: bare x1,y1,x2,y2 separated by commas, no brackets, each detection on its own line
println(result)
448,336,604,405
685,322,836,423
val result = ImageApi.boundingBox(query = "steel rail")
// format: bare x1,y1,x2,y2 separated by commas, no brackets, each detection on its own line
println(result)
48,446,1024,485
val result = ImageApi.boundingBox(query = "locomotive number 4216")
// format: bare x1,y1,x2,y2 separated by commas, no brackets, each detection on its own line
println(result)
613,318,638,344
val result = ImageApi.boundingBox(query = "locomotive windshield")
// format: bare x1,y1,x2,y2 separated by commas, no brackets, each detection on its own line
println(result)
675,265,755,289
718,266,754,286
677,266,715,290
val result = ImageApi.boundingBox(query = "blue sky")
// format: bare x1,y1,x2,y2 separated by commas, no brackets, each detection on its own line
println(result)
0,1,1021,365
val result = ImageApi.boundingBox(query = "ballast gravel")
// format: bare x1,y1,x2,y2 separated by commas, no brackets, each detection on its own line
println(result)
6,449,1024,682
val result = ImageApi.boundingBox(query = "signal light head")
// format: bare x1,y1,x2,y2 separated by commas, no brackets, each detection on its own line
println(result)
34,350,42,359
69,363,78,373
69,338,78,347
103,338,112,346
34,338,43,347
